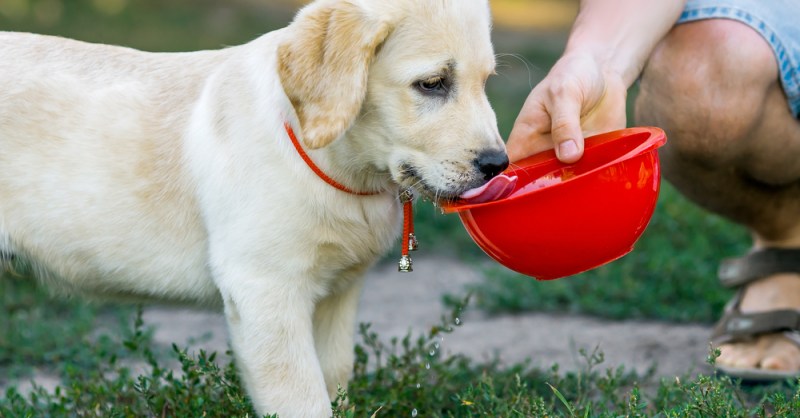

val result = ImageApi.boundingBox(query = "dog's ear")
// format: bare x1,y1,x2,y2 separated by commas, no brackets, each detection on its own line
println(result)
278,0,391,149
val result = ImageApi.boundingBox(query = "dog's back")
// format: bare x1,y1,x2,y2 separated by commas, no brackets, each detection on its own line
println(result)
0,32,225,303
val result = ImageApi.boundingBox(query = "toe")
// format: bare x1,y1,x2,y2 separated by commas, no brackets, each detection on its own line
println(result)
719,271,800,372
760,335,800,371
717,341,763,369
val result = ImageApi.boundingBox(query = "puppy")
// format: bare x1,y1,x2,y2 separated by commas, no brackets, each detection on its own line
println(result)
0,0,506,416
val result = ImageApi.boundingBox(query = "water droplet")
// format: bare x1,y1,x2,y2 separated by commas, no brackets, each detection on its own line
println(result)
454,317,461,325
412,408,418,417
416,383,421,389
434,342,440,350
429,349,436,356
425,362,430,370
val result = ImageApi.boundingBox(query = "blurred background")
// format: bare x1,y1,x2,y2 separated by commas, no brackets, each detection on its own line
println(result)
0,0,579,34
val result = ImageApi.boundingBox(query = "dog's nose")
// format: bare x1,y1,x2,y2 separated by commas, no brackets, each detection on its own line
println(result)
475,150,509,181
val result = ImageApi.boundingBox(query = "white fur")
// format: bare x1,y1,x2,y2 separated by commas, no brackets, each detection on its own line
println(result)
0,0,503,416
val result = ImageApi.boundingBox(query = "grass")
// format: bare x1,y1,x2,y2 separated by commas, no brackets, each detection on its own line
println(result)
0,0,767,416
3,297,800,417
0,275,133,381
0,0,293,51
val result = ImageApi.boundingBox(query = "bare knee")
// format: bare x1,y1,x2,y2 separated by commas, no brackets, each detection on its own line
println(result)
635,19,779,166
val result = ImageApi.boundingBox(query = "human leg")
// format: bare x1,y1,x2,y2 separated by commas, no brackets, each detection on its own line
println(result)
635,17,800,374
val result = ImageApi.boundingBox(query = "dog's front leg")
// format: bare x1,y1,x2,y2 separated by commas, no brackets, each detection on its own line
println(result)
219,276,332,418
312,274,366,400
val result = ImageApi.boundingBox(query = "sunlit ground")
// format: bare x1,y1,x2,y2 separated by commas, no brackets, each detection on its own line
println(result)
492,0,577,30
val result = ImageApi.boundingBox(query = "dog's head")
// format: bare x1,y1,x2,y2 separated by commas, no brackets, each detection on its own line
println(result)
279,0,506,201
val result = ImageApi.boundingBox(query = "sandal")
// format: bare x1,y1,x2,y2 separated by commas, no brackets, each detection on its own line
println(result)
711,248,800,382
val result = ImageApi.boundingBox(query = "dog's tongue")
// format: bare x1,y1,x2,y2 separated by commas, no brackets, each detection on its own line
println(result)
459,174,518,204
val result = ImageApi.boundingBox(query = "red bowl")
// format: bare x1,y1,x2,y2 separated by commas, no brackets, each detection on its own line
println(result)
442,127,667,280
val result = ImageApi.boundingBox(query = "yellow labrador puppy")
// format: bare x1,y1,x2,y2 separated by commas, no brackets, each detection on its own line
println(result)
0,0,506,416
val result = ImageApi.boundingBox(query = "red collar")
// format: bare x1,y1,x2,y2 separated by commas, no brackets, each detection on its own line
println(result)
283,121,378,196
283,121,418,272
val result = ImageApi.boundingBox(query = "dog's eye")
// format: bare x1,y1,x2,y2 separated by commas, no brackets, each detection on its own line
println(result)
415,77,448,95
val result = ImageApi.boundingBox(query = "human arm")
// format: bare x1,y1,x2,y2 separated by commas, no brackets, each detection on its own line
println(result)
506,0,687,163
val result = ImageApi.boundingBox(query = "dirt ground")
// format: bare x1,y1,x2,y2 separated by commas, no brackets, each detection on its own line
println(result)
141,253,714,381
4,253,715,397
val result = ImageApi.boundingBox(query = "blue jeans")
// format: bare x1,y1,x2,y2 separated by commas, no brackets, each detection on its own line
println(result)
678,0,800,117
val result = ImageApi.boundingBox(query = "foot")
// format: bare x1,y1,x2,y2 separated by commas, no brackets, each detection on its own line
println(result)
717,273,800,371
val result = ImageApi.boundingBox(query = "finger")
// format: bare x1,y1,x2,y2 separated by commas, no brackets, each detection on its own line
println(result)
507,122,553,163
545,86,585,163
507,98,553,162
581,74,629,137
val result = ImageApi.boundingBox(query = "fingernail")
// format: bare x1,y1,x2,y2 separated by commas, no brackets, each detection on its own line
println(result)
558,140,579,161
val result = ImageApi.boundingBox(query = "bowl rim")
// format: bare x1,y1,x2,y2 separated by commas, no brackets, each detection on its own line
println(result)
441,126,666,214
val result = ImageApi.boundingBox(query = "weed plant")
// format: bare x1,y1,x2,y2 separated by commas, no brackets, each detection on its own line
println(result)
3,297,799,417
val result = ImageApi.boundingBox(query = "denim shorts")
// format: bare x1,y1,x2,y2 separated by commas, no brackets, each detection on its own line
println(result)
678,0,800,117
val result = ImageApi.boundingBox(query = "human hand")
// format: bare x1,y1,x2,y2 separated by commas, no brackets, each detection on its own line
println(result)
506,53,628,163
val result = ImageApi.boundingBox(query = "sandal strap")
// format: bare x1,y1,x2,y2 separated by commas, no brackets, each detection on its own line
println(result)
784,330,800,347
718,248,800,288
712,308,800,345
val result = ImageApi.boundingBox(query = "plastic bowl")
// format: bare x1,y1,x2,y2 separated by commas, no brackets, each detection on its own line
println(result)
442,127,667,280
